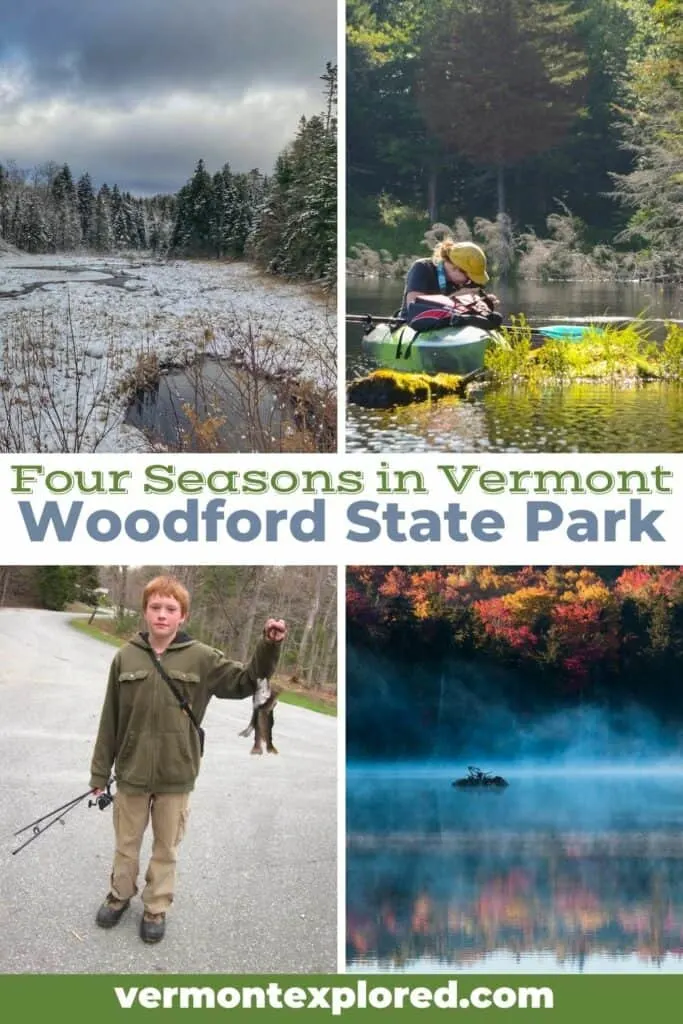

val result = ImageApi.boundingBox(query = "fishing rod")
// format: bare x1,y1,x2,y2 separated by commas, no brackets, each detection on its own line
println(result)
12,780,114,855
346,313,405,327
346,313,586,338
346,313,683,328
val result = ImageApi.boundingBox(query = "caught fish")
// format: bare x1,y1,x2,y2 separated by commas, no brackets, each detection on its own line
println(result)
239,678,280,755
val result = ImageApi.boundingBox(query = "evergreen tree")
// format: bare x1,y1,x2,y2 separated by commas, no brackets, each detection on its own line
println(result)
10,195,23,248
50,163,80,249
110,185,132,248
93,188,113,251
0,164,10,239
612,0,683,277
248,154,294,269
229,173,254,255
23,193,48,253
36,566,79,611
51,163,76,204
416,0,589,218
132,198,148,248
209,170,230,257
75,566,101,606
76,171,96,243
171,158,214,256
247,63,337,283
0,164,177,255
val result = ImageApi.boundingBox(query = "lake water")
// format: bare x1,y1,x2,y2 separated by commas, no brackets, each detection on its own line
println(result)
346,766,683,973
346,279,683,453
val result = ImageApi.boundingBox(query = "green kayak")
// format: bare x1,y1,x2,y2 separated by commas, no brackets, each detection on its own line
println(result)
361,321,598,374
361,322,502,374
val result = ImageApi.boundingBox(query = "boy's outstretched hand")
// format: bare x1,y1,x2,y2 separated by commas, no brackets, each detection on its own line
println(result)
265,618,287,643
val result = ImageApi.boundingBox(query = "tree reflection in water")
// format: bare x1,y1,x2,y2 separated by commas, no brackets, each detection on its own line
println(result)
347,838,683,970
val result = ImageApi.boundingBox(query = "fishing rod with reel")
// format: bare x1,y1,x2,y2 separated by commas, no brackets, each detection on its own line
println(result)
11,779,115,855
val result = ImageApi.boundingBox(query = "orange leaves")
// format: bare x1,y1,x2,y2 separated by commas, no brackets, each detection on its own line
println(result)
378,566,411,599
346,566,683,686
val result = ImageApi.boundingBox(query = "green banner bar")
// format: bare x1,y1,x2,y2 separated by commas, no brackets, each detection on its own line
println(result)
0,974,682,1021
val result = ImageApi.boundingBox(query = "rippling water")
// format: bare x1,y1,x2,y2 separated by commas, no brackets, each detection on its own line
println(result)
346,280,683,453
346,766,683,973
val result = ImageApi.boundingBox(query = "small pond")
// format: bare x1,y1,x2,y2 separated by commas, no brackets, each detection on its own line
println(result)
125,357,290,451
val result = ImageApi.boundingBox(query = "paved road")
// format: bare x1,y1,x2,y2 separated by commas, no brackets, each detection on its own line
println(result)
0,610,337,974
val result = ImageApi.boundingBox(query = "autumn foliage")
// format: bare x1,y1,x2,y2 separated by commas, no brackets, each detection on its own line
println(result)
347,566,683,694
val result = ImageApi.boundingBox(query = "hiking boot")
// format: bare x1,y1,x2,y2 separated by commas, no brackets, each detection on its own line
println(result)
96,893,130,928
140,911,166,944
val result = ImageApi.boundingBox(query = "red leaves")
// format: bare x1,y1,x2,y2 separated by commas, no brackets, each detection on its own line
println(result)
616,566,683,602
474,597,540,650
347,565,683,686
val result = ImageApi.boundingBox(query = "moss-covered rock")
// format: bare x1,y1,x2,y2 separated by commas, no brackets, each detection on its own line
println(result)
347,368,468,408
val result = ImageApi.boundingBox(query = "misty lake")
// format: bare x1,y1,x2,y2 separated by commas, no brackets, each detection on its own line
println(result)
346,279,683,453
347,766,683,973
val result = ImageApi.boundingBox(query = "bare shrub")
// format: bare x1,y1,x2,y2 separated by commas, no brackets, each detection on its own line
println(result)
0,304,125,452
518,210,602,281
346,243,413,279
473,214,517,278
423,218,473,251
157,310,337,453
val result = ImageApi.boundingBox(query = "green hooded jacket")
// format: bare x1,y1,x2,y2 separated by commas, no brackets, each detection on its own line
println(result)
90,630,281,794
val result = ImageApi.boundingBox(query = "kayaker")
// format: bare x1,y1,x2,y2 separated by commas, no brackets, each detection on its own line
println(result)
400,240,501,331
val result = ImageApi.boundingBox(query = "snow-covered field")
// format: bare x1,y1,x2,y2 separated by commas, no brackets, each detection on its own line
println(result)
0,253,336,452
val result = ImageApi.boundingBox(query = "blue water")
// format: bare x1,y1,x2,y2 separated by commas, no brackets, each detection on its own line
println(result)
346,765,683,973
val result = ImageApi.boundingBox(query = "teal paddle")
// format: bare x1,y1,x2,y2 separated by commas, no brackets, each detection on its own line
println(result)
534,323,598,341
527,315,683,326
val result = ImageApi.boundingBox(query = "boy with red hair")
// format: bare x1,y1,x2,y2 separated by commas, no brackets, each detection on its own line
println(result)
90,575,286,943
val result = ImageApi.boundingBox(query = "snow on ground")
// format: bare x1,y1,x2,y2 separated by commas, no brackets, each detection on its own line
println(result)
0,253,336,452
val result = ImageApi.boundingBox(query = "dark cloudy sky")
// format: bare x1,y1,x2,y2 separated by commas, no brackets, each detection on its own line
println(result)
0,0,336,195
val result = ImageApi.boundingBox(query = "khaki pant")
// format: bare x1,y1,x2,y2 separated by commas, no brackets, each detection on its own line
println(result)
109,791,190,914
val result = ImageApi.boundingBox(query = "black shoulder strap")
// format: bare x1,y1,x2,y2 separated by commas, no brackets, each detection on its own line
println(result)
145,647,205,756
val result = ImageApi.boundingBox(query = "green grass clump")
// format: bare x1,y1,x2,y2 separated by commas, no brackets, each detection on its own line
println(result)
70,616,124,647
485,318,678,383
661,324,683,378
485,314,532,377
278,690,337,716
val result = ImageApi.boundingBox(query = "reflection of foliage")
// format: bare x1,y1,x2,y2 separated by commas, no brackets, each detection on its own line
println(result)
347,846,683,968
347,566,683,692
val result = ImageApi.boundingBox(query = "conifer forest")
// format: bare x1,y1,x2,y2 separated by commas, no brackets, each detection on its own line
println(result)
0,63,337,285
